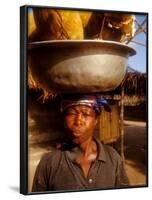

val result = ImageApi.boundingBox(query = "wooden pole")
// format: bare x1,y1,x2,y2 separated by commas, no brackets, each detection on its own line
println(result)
120,86,125,161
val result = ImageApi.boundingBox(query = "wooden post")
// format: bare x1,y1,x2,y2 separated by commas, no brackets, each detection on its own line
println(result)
120,86,125,161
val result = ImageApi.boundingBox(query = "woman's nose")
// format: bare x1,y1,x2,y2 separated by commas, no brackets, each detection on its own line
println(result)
74,113,83,125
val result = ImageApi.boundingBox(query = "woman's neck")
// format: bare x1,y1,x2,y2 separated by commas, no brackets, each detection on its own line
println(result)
79,137,97,157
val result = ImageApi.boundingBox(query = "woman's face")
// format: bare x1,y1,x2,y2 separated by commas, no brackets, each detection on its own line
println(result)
63,105,97,145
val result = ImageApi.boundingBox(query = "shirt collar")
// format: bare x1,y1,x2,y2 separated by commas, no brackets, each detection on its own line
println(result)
66,137,106,163
94,137,106,162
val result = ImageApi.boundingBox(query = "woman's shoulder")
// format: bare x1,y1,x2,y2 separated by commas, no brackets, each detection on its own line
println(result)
102,143,122,164
34,149,63,177
39,148,63,165
104,144,120,155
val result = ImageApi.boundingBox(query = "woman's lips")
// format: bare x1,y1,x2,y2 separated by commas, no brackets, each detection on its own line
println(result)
71,128,83,137
72,132,82,137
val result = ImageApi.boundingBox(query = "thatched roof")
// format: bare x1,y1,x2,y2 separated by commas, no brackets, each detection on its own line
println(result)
93,66,146,96
122,66,146,96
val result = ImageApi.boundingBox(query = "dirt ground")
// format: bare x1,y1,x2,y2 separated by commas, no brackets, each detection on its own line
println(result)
123,120,147,186
28,120,147,192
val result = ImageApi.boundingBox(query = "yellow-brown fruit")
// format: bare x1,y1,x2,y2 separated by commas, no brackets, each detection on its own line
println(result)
58,10,84,39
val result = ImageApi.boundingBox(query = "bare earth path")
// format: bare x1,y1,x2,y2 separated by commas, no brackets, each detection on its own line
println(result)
124,120,147,186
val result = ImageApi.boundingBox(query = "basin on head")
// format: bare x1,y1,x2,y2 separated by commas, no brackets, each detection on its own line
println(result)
28,40,136,93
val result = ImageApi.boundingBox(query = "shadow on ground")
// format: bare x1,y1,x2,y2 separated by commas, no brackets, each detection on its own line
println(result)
9,186,19,193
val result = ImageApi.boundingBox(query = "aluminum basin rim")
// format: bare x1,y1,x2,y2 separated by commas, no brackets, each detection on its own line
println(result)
28,39,136,56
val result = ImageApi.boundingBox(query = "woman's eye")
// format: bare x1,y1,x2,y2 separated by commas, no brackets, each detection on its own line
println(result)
82,112,91,117
66,111,76,115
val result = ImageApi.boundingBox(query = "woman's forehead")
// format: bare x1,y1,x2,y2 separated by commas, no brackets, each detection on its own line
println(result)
67,105,95,112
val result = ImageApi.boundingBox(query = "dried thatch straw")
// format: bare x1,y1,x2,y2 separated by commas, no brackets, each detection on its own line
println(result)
122,70,146,96
28,66,57,102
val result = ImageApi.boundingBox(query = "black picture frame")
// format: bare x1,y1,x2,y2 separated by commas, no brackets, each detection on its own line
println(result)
20,5,148,195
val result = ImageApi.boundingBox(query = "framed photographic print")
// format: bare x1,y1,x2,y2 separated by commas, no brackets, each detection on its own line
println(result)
20,5,148,195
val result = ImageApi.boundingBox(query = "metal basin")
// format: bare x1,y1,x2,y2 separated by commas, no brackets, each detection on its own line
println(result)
28,40,136,93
